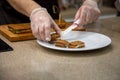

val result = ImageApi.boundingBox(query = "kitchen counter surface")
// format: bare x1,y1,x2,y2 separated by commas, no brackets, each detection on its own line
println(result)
0,17,120,80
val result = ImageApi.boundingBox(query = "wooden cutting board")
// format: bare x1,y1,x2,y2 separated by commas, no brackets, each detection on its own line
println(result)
0,23,35,42
0,22,72,42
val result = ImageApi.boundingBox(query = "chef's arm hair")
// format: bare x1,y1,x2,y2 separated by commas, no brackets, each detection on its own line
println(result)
7,0,42,17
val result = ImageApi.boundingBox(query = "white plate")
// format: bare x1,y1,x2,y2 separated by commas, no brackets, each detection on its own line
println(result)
37,31,111,51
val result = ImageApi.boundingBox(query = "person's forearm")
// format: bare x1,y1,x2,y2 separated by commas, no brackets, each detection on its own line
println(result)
7,0,42,17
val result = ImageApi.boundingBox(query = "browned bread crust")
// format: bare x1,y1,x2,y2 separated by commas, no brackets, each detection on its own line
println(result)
72,27,86,31
58,23,66,29
68,41,85,48
55,39,69,48
8,24,31,34
55,19,66,29
8,24,30,30
50,33,60,41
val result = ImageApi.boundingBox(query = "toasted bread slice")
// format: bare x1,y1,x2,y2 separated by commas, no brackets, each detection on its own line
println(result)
50,33,60,41
72,27,86,31
54,19,66,29
68,41,85,48
55,39,69,48
8,24,31,34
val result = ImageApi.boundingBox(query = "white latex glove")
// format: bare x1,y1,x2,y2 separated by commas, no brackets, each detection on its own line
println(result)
115,0,120,12
74,0,101,27
30,8,61,41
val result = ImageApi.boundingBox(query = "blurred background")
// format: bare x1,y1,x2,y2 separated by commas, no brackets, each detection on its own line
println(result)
60,0,117,21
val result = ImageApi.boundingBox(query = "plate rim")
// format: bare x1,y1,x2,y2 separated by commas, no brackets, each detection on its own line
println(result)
37,31,112,51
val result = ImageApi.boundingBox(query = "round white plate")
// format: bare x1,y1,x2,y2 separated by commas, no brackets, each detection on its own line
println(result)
37,31,111,51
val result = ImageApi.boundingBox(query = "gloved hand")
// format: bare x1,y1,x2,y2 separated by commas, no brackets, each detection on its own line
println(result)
115,0,120,12
74,0,101,27
30,8,61,41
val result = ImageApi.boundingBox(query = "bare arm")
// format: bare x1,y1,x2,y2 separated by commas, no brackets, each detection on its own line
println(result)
7,0,42,17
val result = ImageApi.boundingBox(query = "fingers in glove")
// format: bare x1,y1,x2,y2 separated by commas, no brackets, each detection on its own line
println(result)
93,8,100,22
74,8,81,21
86,8,93,24
52,20,61,34
31,23,40,39
44,24,51,41
38,24,45,41
78,7,87,27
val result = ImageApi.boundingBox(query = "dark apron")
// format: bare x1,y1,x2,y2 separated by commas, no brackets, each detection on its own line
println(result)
0,0,59,25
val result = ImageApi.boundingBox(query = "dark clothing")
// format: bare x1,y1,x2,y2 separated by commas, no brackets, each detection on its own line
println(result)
34,0,60,19
117,12,120,16
0,1,30,24
0,0,59,25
